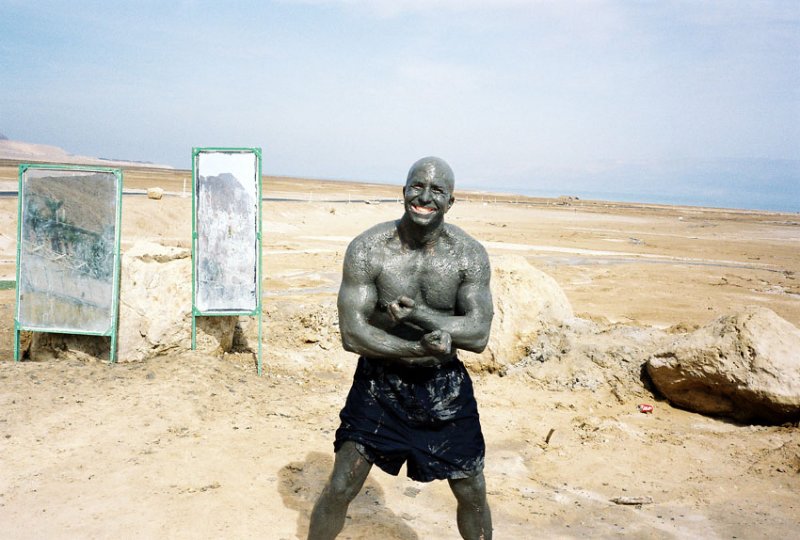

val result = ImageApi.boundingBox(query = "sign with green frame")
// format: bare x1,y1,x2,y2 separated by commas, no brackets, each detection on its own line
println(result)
14,164,123,362
191,147,263,374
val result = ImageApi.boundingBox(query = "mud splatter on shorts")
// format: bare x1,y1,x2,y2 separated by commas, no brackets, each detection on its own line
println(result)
334,356,485,482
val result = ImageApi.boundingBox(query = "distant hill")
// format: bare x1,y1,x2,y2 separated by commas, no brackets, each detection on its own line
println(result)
0,137,172,169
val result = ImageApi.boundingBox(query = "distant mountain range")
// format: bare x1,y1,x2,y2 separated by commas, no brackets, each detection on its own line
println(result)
0,136,172,169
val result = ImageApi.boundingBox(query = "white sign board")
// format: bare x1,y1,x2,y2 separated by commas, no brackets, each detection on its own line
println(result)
193,150,260,313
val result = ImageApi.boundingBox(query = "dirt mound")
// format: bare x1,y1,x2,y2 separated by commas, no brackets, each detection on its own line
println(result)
463,255,574,372
498,317,670,402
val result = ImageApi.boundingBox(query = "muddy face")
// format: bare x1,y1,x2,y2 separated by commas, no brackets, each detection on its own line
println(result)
402,157,455,228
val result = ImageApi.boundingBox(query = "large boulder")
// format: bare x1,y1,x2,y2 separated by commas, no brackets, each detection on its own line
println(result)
117,241,238,361
463,255,574,372
646,307,800,424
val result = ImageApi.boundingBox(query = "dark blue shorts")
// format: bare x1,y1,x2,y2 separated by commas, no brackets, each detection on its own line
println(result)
334,356,485,482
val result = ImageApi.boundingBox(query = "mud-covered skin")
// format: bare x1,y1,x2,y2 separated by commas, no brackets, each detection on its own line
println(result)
339,218,492,366
337,158,492,365
308,157,493,540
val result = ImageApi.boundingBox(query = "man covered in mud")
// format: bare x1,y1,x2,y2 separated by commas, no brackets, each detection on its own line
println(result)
308,157,494,539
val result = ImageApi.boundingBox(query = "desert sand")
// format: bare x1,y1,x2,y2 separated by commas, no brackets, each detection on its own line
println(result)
0,162,799,539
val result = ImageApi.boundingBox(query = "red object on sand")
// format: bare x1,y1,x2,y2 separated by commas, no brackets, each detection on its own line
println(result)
637,403,654,413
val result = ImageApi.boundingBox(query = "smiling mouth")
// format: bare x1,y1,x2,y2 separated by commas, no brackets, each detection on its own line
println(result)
411,205,435,214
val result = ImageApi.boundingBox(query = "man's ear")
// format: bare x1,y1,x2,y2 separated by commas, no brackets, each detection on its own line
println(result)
447,196,455,211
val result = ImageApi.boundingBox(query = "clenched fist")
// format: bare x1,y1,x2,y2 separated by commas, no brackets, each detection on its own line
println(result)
421,329,452,356
388,296,415,323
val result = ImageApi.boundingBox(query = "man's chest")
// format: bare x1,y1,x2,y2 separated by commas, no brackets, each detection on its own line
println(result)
375,250,463,310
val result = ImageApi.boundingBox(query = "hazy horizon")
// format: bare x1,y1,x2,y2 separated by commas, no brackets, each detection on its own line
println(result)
2,1,798,212
1,135,798,213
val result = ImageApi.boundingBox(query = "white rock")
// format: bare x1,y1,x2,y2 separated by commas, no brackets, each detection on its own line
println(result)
646,306,800,424
117,241,237,361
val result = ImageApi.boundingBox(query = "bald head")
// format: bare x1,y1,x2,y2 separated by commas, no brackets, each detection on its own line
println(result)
406,156,455,193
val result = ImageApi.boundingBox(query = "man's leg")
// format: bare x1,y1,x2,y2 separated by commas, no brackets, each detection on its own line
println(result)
308,441,373,540
448,472,492,540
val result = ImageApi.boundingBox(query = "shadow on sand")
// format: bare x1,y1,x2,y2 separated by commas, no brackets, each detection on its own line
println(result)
278,452,420,539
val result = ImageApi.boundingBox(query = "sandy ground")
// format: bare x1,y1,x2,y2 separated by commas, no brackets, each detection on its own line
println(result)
1,164,799,539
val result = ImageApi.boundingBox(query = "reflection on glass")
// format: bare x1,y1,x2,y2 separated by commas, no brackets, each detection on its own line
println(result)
195,151,258,312
17,169,119,333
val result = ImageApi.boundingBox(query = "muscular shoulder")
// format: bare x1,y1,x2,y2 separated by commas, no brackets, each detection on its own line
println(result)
441,224,491,275
343,220,398,276
442,223,489,259
348,220,397,253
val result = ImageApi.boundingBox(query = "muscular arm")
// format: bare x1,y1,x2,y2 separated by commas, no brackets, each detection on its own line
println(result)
337,236,445,364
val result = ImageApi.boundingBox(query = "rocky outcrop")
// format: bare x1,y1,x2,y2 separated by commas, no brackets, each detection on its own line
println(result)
117,242,238,361
646,307,800,424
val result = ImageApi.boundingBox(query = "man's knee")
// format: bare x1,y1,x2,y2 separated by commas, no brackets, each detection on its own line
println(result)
325,469,364,503
323,442,371,504
449,472,488,506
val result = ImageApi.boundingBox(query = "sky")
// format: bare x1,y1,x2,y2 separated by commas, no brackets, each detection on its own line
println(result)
1,0,799,211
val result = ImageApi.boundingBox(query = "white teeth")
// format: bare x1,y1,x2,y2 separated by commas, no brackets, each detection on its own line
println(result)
412,205,434,214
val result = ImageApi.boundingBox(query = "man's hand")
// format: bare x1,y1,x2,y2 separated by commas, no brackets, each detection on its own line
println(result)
405,330,453,368
387,296,415,323
421,329,452,356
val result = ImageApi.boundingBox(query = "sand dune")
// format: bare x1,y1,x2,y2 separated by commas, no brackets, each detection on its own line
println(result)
0,138,172,169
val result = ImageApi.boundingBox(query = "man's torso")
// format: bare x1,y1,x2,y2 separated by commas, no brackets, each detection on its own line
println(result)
364,223,472,341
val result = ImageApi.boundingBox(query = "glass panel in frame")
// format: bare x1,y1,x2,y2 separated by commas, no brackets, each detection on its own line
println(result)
193,149,260,313
16,166,122,335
